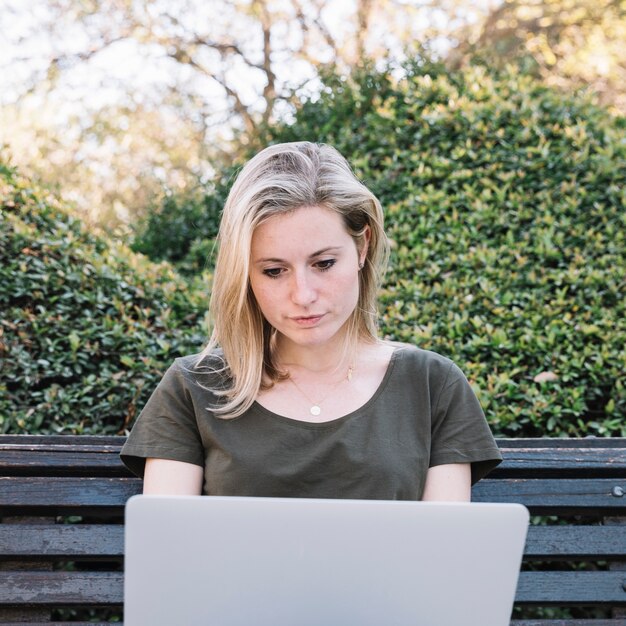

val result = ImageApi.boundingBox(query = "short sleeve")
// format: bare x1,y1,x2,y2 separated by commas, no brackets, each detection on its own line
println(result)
120,359,204,478
429,362,502,484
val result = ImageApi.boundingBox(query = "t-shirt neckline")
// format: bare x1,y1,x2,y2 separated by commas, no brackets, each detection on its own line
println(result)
251,347,403,429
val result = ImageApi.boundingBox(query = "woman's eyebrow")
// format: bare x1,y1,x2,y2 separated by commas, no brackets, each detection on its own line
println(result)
253,246,343,264
308,246,343,258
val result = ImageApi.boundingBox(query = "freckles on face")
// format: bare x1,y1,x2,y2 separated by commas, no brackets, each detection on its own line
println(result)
248,205,365,348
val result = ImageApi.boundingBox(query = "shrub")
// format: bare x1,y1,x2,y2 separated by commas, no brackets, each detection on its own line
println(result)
260,60,626,437
0,162,209,434
131,172,235,275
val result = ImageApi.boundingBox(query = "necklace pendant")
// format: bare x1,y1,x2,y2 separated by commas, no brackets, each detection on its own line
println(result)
310,405,321,416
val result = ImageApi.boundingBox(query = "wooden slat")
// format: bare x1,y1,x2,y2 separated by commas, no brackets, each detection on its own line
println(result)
1,436,624,479
495,447,626,478
3,477,624,515
0,524,124,559
1,621,625,626
2,446,618,478
0,443,123,454
511,618,626,626
499,438,626,450
2,571,625,607
0,571,123,605
515,571,626,605
524,525,626,559
0,621,609,626
0,450,130,477
4,615,622,626
3,523,623,562
0,435,126,446
495,439,626,480
473,478,626,514
0,437,128,477
2,435,624,449
0,477,141,514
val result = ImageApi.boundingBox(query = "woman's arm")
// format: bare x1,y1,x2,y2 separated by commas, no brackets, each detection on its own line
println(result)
143,458,204,495
421,463,471,501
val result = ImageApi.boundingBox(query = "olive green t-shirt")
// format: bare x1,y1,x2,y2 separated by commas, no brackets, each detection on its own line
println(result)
120,344,502,499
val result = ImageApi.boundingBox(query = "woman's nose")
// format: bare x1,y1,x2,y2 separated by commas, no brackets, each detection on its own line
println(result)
290,270,317,306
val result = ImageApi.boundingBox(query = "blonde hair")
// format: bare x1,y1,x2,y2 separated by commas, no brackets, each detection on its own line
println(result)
198,141,389,417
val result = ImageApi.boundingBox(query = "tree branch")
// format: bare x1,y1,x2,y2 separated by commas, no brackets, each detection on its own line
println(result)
293,0,339,63
355,0,374,63
165,47,257,135
254,0,277,125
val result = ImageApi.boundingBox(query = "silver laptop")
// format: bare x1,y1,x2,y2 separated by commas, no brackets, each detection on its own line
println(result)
125,496,528,626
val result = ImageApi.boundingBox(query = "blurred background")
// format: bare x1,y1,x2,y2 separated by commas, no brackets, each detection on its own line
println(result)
2,0,625,229
1,1,625,442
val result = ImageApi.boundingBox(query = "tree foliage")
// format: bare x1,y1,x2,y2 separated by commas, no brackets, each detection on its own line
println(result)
450,0,626,114
0,0,532,229
3,0,625,230
0,0,393,226
0,160,208,434
0,100,208,228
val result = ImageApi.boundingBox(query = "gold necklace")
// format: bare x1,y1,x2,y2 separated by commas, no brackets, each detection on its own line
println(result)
288,366,354,416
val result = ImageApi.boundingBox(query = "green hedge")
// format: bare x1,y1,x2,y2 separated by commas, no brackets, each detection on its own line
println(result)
2,59,625,438
0,163,208,434
261,61,626,437
131,185,227,275
144,60,624,438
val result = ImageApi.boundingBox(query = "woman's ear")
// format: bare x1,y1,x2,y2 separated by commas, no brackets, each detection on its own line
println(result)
359,225,371,267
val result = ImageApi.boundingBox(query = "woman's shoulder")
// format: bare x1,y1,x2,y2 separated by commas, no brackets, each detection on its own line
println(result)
385,341,460,383
174,348,226,369
167,349,230,386
386,341,454,366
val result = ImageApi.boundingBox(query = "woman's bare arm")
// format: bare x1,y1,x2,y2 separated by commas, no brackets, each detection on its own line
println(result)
421,463,471,501
143,458,204,495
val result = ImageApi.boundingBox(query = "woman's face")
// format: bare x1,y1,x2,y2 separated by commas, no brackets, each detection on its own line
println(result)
249,205,368,353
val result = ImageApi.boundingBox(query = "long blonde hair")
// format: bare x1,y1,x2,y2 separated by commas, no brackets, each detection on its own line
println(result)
198,141,389,417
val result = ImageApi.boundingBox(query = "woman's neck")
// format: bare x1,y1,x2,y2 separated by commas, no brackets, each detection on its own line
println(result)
275,337,353,377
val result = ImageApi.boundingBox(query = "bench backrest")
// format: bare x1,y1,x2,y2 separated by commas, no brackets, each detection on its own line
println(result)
0,435,625,625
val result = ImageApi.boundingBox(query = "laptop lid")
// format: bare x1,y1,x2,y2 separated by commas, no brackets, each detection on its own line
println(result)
125,496,528,626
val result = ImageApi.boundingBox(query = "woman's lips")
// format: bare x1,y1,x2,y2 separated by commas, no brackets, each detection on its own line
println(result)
291,314,325,327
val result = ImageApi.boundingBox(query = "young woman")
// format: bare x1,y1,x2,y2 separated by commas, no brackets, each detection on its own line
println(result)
120,141,502,499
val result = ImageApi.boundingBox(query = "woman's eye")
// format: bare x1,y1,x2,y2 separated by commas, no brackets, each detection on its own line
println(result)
316,259,336,272
262,267,283,278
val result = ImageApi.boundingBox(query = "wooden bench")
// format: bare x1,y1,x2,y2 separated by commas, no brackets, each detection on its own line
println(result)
0,435,624,625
